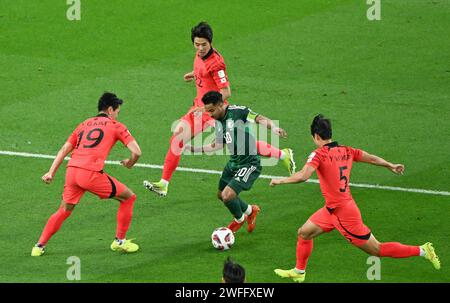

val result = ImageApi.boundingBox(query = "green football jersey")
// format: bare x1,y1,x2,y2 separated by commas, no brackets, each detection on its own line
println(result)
215,105,261,168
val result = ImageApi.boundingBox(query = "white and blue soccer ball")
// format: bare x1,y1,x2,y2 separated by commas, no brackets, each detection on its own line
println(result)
211,227,235,250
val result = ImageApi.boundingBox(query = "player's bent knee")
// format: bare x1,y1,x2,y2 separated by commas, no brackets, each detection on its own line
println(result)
61,201,75,211
116,188,134,201
298,229,312,240
217,191,223,201
298,227,309,239
221,192,233,203
358,240,380,257
222,191,237,203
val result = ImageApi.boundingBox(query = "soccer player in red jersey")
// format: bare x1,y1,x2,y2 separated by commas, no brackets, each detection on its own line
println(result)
31,93,142,256
270,114,440,282
143,22,295,197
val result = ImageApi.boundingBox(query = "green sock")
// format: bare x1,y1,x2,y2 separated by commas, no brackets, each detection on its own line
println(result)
238,197,249,213
224,198,243,219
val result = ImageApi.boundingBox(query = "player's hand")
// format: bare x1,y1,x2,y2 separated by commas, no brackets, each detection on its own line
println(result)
192,106,205,114
269,179,282,187
120,159,134,169
184,72,195,82
272,127,287,138
389,164,404,175
187,106,205,117
42,172,54,184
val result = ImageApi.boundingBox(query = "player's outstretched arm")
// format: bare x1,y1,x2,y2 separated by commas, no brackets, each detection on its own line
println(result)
359,151,404,175
121,140,142,169
185,141,224,153
42,142,74,184
270,164,315,187
255,114,287,138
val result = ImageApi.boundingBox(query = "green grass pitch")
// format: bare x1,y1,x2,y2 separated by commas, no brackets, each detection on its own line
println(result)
0,0,449,282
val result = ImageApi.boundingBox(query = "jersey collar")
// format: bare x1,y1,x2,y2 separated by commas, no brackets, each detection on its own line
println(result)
324,141,339,148
219,105,230,121
96,113,109,118
201,48,214,61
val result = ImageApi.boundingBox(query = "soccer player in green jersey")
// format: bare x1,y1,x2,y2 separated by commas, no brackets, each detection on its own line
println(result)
186,91,288,233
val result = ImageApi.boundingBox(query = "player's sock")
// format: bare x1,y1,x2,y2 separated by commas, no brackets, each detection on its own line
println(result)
115,194,136,239
379,242,421,258
244,204,252,216
115,238,126,245
256,141,282,159
224,198,244,219
296,236,313,271
38,206,73,246
237,197,250,214
161,135,184,181
160,179,169,186
419,247,426,257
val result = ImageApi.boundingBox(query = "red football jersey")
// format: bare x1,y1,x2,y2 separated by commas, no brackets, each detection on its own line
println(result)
306,142,363,208
193,48,229,107
66,114,135,171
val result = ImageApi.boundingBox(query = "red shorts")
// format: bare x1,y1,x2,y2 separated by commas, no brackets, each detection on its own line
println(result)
62,166,127,204
180,108,215,137
309,200,371,247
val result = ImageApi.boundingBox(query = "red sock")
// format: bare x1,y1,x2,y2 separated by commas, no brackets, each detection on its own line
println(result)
296,237,313,270
256,141,282,159
161,135,184,181
116,194,136,239
38,206,72,245
379,242,420,258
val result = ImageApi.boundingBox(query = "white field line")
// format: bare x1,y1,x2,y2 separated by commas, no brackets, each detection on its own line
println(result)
1,150,449,196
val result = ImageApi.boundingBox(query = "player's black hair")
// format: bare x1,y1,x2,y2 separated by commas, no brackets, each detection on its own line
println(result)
98,92,123,112
191,21,213,43
223,257,245,283
311,114,332,140
202,91,223,105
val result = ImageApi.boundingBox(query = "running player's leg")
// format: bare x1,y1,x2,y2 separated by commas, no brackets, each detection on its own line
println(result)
144,111,207,196
114,187,136,240
335,201,440,270
274,208,333,282
32,168,83,256
357,234,440,270
162,119,192,181
82,171,139,253
32,200,76,256
256,141,296,175
221,186,251,233
221,164,261,233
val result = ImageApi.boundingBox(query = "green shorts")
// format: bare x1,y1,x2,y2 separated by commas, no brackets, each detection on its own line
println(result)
218,162,262,195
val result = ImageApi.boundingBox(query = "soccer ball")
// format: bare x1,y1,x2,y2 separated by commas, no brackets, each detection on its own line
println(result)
211,227,235,250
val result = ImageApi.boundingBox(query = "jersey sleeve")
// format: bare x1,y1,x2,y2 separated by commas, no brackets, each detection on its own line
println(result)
116,123,135,146
305,151,321,169
246,108,259,123
350,147,363,162
231,106,259,123
207,59,229,89
67,124,82,147
67,131,78,147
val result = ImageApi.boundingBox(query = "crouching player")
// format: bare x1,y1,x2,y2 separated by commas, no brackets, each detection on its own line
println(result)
32,92,142,256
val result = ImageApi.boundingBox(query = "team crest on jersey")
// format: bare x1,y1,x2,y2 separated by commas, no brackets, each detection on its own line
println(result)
227,120,234,129
307,152,316,163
